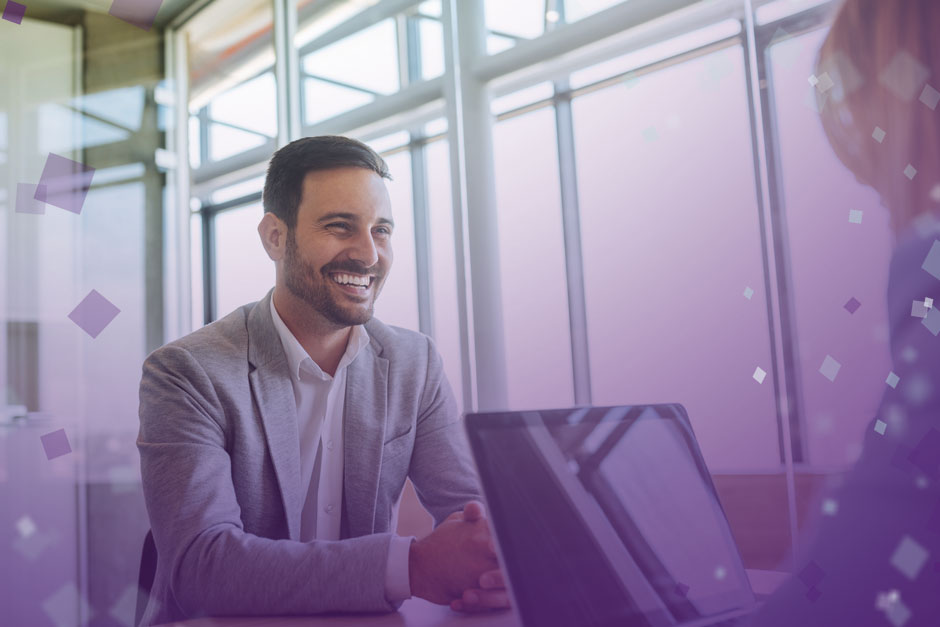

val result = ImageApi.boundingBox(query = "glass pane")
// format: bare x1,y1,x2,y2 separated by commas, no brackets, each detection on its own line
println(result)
566,0,626,23
419,17,444,81
301,19,400,96
484,0,544,42
573,47,787,570
303,77,375,127
372,150,420,331
769,31,893,468
208,123,267,162
213,204,274,318
494,107,575,410
209,72,277,137
426,138,465,412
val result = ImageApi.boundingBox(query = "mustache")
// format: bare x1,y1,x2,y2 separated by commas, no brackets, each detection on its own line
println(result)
320,260,383,277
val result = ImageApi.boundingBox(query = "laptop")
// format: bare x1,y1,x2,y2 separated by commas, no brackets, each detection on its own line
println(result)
464,404,758,627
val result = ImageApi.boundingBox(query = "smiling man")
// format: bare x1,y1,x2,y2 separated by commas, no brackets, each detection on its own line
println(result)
137,136,507,625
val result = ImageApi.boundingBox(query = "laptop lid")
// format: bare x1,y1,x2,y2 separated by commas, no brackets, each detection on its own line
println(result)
465,404,755,627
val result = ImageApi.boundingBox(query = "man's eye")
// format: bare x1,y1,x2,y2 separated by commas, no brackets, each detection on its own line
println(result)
375,227,392,236
327,222,350,231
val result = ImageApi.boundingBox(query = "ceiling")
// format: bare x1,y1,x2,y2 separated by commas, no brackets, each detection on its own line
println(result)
25,0,197,29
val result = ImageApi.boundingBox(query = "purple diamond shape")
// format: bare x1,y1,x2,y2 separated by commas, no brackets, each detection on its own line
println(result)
798,561,825,588
67,290,120,338
674,582,690,598
36,153,95,215
16,182,46,214
805,587,821,602
40,429,72,460
109,0,163,31
844,297,861,314
2,1,26,24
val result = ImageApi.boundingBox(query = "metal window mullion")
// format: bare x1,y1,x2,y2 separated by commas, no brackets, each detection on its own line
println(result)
273,0,302,146
740,2,800,566
201,209,217,325
553,85,592,407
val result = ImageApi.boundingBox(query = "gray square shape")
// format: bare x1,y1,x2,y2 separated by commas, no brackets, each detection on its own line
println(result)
920,84,940,111
890,535,928,580
879,51,930,102
819,355,841,382
922,240,940,280
923,306,940,336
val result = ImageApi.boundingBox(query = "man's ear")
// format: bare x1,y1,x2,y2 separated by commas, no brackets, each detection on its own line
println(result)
258,213,288,262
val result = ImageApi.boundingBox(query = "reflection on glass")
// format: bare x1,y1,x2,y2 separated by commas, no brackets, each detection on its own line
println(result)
768,31,892,467
303,78,375,126
493,107,574,410
573,47,779,471
209,123,268,162
214,204,274,318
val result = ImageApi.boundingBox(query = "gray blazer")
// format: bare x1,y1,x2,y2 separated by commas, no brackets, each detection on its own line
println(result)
137,291,482,625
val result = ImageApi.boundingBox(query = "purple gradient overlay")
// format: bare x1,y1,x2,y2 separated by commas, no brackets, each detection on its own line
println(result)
15,182,46,214
108,0,163,31
39,429,72,460
35,152,95,214
67,289,121,338
2,0,26,24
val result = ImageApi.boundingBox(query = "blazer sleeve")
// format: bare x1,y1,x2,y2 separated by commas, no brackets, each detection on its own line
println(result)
406,336,484,527
138,344,397,620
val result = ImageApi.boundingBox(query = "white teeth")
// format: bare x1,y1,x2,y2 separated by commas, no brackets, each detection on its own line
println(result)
332,273,370,287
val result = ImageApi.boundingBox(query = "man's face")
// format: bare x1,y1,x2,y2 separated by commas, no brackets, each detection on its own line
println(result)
282,167,394,327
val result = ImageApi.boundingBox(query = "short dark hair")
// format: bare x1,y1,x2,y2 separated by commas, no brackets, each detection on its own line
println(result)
262,135,390,229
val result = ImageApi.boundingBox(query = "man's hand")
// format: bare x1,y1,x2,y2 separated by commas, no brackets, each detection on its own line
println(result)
409,501,499,605
448,502,512,614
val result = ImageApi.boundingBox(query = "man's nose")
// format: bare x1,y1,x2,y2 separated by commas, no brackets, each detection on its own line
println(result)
348,229,379,268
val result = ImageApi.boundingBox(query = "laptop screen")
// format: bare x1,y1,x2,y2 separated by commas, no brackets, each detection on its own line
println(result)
465,404,755,627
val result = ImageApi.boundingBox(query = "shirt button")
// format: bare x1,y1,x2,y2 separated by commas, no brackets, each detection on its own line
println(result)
327,440,334,451
325,504,334,514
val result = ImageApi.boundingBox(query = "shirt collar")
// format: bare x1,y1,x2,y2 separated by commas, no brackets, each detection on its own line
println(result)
269,297,370,381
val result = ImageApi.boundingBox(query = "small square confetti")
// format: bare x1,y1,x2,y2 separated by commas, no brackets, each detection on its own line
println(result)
849,209,863,224
109,0,164,31
923,307,940,336
923,241,940,280
68,289,120,338
805,587,821,602
36,153,95,214
15,182,46,214
887,372,901,389
40,429,71,460
753,366,767,384
932,184,940,203
912,300,929,318
875,420,887,435
819,355,841,382
921,84,940,111
808,74,819,87
879,51,930,102
885,599,912,627
642,126,659,142
822,499,838,515
743,286,754,300
2,1,26,24
16,515,37,539
873,126,887,143
890,535,928,580
904,164,918,180
714,566,727,580
844,297,861,313
815,72,834,93
674,582,690,598
43,582,92,627
926,297,934,309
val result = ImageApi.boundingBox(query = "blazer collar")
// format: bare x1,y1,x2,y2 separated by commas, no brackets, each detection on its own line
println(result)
247,289,303,539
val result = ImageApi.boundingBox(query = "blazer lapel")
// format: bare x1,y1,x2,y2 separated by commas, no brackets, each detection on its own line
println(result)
343,342,389,538
247,291,303,540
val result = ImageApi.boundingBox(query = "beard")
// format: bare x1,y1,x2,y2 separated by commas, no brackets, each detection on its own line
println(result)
283,230,383,327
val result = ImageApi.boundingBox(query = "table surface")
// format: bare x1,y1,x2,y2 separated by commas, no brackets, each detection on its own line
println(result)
162,570,789,627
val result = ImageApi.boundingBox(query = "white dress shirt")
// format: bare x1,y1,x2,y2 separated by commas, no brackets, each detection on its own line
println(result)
270,299,413,602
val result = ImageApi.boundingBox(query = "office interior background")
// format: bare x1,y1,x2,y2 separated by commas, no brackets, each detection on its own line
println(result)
1,0,899,624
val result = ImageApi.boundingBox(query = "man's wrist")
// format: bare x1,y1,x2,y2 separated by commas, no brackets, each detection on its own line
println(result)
408,537,426,600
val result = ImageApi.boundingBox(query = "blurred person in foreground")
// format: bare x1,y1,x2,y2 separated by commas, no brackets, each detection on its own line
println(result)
752,1,940,625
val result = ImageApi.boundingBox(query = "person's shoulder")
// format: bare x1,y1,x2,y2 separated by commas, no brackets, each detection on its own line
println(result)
364,317,433,359
144,302,255,372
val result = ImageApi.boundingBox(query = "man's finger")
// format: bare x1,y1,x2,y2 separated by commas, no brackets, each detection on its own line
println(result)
462,500,486,522
452,588,511,612
479,569,505,589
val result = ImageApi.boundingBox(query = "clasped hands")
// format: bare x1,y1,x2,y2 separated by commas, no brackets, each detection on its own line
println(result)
408,501,511,613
